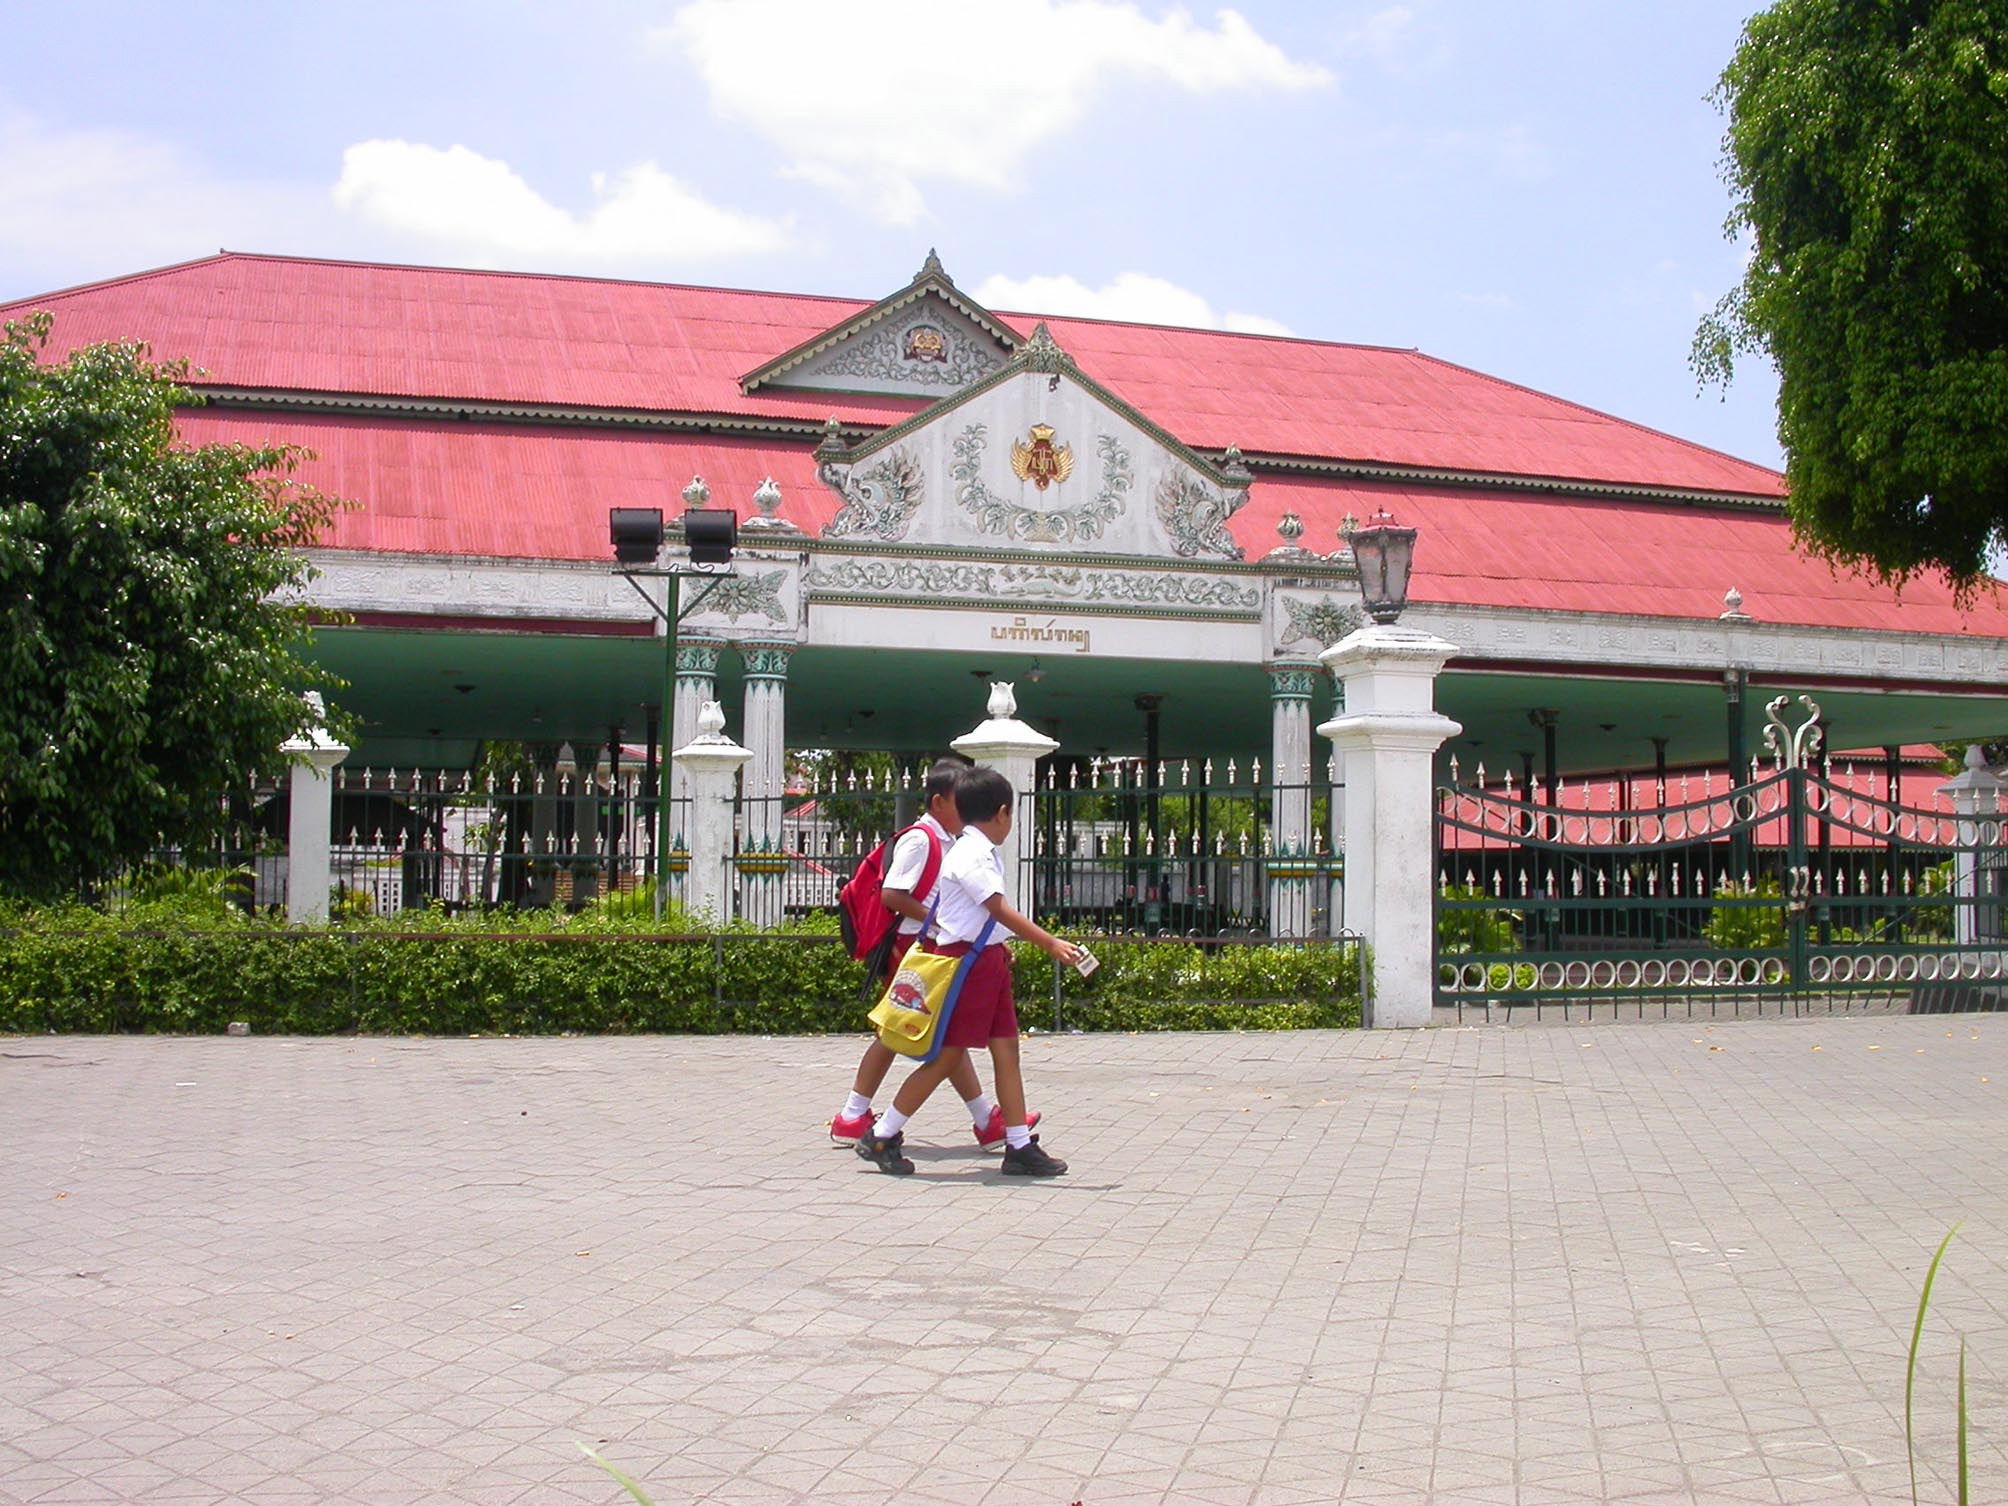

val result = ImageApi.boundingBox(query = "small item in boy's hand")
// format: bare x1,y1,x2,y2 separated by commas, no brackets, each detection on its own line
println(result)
1073,949,1100,978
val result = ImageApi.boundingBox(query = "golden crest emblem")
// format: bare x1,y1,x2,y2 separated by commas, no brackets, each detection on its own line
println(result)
903,324,947,363
1009,423,1073,490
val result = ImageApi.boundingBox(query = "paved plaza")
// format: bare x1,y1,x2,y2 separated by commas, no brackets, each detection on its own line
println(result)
3,1015,2004,1505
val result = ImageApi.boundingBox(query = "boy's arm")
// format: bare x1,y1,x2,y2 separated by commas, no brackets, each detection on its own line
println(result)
982,893,1082,965
880,887,928,924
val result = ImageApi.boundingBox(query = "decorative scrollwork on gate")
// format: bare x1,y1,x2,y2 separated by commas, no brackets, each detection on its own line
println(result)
1763,694,1824,771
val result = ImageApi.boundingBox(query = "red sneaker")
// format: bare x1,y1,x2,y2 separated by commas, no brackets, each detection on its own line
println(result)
974,1106,1041,1150
829,1110,875,1146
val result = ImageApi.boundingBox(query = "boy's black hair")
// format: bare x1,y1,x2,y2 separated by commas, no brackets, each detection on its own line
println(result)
923,756,969,802
954,765,1014,824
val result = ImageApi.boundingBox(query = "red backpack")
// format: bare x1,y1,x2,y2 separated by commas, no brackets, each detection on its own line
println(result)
838,823,945,962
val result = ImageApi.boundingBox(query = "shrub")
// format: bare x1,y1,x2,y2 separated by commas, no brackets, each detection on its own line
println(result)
1435,882,1521,955
0,906,1361,1036
1703,877,1786,949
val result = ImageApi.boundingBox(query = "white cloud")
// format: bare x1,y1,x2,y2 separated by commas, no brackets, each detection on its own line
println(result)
973,270,1292,335
658,1,1331,225
1339,5,1447,75
332,141,790,268
0,110,329,294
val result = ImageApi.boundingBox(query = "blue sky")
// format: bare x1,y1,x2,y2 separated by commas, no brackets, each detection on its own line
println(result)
1,0,1782,472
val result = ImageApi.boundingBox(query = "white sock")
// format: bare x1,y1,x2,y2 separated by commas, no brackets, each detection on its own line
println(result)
965,1093,995,1126
1004,1124,1033,1150
877,1107,911,1139
842,1091,873,1119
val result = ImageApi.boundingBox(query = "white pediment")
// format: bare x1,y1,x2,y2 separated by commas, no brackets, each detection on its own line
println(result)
775,297,1013,397
742,251,1020,400
815,326,1249,561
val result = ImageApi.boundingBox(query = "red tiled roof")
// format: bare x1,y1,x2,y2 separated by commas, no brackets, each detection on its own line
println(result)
176,408,2008,639
8,252,1785,498
175,410,837,558
1247,475,2008,637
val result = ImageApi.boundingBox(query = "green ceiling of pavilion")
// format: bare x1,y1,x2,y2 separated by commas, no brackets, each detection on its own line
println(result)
307,625,2008,774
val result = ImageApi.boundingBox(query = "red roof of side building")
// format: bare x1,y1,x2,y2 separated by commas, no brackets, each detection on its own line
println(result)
1246,476,2008,637
177,409,2008,639
7,252,1786,498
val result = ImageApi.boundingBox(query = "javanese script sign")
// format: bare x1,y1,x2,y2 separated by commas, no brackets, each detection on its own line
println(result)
991,615,1090,653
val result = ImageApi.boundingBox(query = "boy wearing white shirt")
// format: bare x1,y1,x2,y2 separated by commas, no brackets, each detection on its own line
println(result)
828,759,1040,1149
857,767,1081,1178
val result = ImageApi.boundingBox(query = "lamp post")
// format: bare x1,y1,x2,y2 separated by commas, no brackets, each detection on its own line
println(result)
610,502,738,916
1342,508,1418,624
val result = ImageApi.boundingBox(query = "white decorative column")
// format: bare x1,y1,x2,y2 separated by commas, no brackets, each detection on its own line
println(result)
951,683,1059,913
736,641,795,928
1939,746,2006,947
280,692,349,925
672,702,753,925
1318,625,1462,1027
668,638,723,812
1267,662,1319,937
1326,680,1348,935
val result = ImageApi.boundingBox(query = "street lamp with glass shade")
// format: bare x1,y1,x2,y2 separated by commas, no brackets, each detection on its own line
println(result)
1342,507,1418,625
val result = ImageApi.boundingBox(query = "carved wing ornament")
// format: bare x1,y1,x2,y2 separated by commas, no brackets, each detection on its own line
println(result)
823,448,925,541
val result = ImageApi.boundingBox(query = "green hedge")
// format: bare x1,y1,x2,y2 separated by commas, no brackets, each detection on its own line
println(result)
0,901,1361,1036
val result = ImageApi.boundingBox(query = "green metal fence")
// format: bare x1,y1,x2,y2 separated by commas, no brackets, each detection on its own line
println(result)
1435,699,2005,1019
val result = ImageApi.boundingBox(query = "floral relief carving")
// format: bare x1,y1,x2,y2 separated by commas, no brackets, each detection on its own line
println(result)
823,449,925,541
952,425,1133,546
690,570,788,625
1278,595,1361,649
816,317,1001,389
805,558,1260,611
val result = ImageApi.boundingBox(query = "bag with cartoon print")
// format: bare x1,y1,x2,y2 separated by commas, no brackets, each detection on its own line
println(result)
865,902,996,1064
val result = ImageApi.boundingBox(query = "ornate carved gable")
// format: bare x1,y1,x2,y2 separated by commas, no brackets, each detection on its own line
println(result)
741,251,1019,399
814,323,1250,562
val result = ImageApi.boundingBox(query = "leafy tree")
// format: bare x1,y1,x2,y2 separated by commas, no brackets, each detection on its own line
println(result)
0,314,351,899
1696,1,2008,593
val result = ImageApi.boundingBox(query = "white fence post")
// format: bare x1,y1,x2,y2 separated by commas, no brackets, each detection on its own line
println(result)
1939,746,2006,946
281,692,350,925
672,701,752,925
951,682,1059,914
1318,625,1461,1027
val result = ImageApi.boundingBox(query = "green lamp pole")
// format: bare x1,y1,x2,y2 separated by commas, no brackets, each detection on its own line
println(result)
610,503,739,920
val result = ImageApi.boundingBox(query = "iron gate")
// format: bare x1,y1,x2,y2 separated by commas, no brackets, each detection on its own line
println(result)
1435,697,2005,1018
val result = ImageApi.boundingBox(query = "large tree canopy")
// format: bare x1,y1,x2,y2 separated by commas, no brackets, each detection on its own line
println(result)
0,313,350,898
1697,0,2008,595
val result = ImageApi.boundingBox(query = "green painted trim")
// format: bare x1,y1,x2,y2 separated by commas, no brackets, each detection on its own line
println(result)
797,534,1342,578
196,391,1785,511
1235,450,1786,511
200,388,879,443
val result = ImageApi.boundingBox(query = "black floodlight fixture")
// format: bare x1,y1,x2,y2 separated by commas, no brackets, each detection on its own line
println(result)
682,507,738,566
609,507,665,566
1343,507,1418,625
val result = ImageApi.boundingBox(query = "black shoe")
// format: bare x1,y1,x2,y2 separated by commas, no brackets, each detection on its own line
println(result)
1000,1136,1068,1177
856,1129,914,1175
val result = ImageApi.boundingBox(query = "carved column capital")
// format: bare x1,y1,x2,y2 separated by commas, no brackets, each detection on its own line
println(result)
676,638,724,678
1267,662,1321,701
740,641,797,681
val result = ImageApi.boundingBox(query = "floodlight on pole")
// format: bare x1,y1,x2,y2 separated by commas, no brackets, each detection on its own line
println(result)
608,497,740,917
1342,508,1419,625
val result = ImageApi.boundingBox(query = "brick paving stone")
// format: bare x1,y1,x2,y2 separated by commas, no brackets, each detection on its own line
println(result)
1,1016,2003,1503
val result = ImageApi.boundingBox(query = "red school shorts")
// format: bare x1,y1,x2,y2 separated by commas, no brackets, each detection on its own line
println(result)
923,940,1018,1048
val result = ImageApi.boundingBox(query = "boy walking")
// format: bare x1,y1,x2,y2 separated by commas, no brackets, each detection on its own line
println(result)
858,766,1080,1178
829,759,1037,1150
